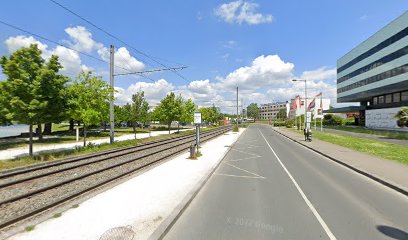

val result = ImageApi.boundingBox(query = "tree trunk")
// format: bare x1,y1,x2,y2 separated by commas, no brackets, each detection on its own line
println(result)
37,124,43,141
43,122,52,135
133,125,137,140
177,123,180,133
69,119,74,131
168,123,171,134
83,125,87,147
29,124,33,156
77,120,80,126
103,122,107,132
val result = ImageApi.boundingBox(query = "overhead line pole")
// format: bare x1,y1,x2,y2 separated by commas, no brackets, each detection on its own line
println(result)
109,45,115,143
108,48,187,144
236,87,239,128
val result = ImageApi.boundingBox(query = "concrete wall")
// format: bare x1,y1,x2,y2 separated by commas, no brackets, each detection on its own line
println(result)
366,107,406,130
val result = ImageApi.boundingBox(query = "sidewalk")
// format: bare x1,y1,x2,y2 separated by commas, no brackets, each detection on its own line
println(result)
0,129,191,160
7,129,244,240
320,128,408,146
272,127,408,195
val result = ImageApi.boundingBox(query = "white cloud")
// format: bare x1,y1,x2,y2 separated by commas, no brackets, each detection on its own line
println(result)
50,45,83,75
4,35,85,76
5,35,48,53
64,26,103,53
214,0,273,25
300,66,336,82
4,26,145,77
115,79,174,106
217,54,294,91
98,46,145,73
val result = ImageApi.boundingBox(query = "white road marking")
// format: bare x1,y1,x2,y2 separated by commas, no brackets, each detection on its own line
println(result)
224,162,266,179
226,155,261,162
231,148,260,157
235,142,262,148
258,128,337,240
214,173,264,179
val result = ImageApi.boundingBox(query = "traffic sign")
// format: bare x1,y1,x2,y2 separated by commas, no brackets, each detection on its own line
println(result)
194,112,202,125
306,112,312,123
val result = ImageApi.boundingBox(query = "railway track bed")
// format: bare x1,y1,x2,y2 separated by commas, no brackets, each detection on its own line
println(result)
0,126,232,236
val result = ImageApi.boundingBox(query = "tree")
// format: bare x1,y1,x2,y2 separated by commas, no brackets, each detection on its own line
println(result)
200,105,220,125
154,92,183,134
0,44,53,156
277,108,287,121
127,91,149,139
67,71,113,146
0,81,12,125
36,55,70,138
179,98,196,130
247,103,259,119
394,107,408,127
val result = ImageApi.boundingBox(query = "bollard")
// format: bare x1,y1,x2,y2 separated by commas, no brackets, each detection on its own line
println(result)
190,144,196,158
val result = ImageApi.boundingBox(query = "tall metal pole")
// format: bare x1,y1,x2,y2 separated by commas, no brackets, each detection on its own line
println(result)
321,93,323,132
236,87,239,128
109,45,115,143
304,80,307,130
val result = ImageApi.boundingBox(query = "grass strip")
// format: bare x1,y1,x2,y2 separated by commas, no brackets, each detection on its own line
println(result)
325,126,408,140
289,129,408,165
0,127,218,171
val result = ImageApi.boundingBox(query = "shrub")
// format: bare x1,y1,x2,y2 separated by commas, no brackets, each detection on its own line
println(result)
323,114,344,126
233,125,239,132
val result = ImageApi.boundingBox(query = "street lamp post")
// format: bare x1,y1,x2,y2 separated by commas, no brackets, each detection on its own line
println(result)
292,79,307,130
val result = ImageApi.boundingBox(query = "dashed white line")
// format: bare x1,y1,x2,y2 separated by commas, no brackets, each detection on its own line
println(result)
258,128,337,240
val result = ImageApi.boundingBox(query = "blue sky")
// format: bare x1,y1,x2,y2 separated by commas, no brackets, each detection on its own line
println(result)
0,0,407,110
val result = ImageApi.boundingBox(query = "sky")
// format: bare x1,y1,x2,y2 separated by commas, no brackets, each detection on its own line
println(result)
0,0,407,113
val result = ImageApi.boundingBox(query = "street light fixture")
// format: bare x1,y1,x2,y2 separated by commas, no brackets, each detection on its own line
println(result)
292,79,307,130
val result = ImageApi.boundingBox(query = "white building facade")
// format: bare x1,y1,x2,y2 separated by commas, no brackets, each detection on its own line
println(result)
259,102,287,120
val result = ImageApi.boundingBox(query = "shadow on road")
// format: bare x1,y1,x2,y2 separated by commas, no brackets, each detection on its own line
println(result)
377,225,408,240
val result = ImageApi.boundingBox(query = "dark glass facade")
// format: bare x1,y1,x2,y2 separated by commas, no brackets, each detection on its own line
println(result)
337,26,408,73
337,46,408,84
337,64,408,94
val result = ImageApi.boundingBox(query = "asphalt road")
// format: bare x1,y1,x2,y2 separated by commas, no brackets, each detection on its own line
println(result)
163,124,408,240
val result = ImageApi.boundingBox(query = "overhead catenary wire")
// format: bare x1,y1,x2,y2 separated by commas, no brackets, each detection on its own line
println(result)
0,19,156,83
49,0,190,83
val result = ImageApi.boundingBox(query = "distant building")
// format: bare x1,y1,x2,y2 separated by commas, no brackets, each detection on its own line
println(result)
259,102,287,120
288,97,331,119
336,11,408,129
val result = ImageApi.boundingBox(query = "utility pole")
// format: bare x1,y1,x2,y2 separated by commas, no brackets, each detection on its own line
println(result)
109,45,115,144
107,52,187,144
236,87,239,128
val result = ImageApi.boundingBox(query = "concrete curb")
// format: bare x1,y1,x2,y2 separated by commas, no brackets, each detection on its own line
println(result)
148,129,246,240
270,127,408,197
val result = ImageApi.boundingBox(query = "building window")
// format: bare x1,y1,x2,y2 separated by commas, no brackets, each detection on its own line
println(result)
373,97,378,105
385,94,392,103
378,96,384,104
402,91,408,101
393,92,400,102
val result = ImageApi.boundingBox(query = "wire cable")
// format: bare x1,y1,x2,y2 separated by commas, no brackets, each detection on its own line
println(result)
49,0,190,82
0,19,157,83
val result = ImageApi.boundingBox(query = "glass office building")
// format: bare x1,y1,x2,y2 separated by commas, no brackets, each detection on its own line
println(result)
336,11,408,129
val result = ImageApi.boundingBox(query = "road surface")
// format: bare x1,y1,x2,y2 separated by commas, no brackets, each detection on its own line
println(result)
163,124,408,240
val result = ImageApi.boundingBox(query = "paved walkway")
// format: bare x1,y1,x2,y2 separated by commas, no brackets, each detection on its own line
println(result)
8,129,243,240
273,127,408,194
319,127,408,146
0,129,191,160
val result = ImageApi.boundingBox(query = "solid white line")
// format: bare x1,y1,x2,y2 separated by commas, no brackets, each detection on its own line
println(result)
258,128,337,240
